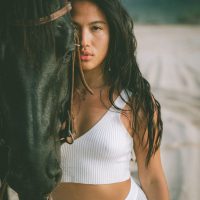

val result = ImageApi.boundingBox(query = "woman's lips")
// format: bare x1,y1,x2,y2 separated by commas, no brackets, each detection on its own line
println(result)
80,54,93,61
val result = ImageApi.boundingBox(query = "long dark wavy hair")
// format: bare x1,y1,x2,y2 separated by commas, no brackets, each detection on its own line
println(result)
72,0,163,166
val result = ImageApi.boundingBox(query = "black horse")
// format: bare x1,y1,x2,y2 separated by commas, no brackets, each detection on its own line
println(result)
0,0,75,199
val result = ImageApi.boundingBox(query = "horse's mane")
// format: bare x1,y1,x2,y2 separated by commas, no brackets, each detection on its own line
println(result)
0,0,65,58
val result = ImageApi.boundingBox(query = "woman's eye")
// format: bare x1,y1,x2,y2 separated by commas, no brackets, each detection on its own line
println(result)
91,26,102,31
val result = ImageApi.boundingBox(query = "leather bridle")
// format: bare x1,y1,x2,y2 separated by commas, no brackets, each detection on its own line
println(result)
14,1,72,26
0,1,93,199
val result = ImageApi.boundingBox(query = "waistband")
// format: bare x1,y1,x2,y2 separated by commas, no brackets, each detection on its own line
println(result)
125,178,147,200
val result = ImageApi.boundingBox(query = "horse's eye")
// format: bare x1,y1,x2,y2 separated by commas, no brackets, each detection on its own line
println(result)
57,24,63,29
57,25,64,32
55,23,66,38
56,20,66,31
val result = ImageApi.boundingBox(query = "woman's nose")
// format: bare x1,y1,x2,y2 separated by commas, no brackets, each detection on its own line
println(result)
80,29,91,48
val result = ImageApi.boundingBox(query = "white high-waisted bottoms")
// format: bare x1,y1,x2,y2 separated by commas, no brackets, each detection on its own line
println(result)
125,178,147,200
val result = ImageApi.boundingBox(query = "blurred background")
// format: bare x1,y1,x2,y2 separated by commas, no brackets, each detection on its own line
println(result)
123,0,200,24
122,0,200,200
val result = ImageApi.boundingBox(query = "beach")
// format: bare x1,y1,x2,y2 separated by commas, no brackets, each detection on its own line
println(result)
134,24,200,200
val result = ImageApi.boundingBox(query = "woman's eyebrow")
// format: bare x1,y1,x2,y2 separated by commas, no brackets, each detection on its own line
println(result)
72,21,107,26
90,21,107,25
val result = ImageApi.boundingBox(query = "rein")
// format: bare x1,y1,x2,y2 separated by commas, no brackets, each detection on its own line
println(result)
59,32,93,144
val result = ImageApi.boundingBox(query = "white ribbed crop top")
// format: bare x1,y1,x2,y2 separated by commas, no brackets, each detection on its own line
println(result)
60,90,133,184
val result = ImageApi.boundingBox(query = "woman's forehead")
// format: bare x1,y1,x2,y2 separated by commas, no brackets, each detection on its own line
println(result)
71,0,107,24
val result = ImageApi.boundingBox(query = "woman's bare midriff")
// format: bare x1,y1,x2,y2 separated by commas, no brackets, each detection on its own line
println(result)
51,179,131,200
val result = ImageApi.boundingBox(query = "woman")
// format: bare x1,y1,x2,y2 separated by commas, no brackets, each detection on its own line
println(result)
52,0,169,199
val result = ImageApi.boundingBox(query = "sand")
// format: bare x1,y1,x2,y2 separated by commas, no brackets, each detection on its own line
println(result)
134,24,200,200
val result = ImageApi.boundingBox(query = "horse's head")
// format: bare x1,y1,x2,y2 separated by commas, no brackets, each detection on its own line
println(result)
0,0,74,199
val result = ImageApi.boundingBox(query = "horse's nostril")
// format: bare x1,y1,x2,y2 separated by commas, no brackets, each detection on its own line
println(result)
55,170,62,182
47,167,62,182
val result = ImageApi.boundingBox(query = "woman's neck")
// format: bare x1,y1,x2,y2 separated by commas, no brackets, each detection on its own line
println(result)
77,67,106,90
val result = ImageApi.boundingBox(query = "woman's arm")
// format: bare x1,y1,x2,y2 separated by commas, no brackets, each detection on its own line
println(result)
121,100,170,200
133,140,169,200
132,105,170,200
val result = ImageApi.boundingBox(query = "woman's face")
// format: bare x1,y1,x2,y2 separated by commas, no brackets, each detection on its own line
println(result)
72,0,110,72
